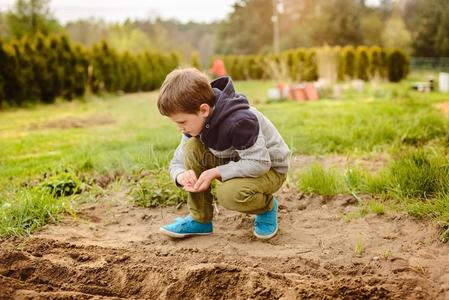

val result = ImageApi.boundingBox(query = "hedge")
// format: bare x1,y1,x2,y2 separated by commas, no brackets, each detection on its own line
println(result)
221,46,409,83
0,35,179,108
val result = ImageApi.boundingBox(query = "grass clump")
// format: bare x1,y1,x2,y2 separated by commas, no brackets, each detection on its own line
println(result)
344,166,369,192
128,169,186,208
0,188,75,236
299,150,449,242
298,163,346,196
298,164,369,196
363,149,449,202
387,150,449,200
300,150,449,202
367,200,386,215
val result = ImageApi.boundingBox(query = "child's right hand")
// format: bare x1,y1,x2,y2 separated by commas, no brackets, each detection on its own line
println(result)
176,170,197,188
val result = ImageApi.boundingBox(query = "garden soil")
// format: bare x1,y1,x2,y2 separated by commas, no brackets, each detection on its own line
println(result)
1,183,449,299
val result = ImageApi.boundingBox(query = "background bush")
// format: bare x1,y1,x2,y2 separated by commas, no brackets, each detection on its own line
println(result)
0,34,179,108
222,46,409,83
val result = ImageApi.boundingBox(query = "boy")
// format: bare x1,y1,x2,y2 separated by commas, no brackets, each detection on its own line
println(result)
157,68,290,239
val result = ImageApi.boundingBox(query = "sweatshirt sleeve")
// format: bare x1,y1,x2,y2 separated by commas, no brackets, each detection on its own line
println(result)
217,118,271,181
169,135,189,184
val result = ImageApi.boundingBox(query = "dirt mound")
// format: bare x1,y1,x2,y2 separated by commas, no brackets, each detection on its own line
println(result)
0,238,428,299
1,185,448,299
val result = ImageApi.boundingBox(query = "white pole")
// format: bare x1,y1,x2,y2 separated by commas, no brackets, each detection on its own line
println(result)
272,0,280,54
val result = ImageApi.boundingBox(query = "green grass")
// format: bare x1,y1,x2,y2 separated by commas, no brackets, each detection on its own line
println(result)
0,188,75,236
128,169,186,208
367,201,386,215
1,72,449,237
298,164,346,196
265,96,449,154
299,149,449,242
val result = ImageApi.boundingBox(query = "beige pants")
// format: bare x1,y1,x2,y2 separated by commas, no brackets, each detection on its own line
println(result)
184,137,286,223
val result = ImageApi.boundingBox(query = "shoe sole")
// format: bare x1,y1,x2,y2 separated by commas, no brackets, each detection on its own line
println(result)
159,227,212,238
253,226,278,239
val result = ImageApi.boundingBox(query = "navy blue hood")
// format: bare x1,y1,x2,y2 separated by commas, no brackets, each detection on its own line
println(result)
200,76,259,151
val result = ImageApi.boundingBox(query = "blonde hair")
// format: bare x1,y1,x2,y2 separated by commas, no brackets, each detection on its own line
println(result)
157,68,215,116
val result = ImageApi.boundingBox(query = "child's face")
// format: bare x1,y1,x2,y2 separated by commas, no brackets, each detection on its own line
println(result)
169,104,212,137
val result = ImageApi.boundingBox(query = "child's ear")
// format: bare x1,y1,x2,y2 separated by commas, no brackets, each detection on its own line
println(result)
199,103,211,117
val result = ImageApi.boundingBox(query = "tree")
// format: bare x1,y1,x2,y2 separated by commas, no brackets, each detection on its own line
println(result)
108,23,154,53
387,49,409,82
435,7,449,56
6,0,60,38
356,46,370,81
381,17,412,53
407,0,449,56
339,46,356,80
34,34,55,102
361,11,384,46
310,0,364,46
0,39,6,105
277,0,315,50
190,51,201,70
379,0,394,17
64,19,108,47
72,46,89,97
0,13,10,38
215,0,273,55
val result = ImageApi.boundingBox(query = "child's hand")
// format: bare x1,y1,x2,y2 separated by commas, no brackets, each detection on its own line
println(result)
191,167,220,192
176,170,197,188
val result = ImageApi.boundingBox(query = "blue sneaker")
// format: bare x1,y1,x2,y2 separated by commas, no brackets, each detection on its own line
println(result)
160,215,213,238
253,197,278,239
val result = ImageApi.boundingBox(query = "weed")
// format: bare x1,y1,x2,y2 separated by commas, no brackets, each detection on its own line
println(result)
128,169,186,208
39,168,88,197
382,249,392,260
354,241,364,257
367,201,385,215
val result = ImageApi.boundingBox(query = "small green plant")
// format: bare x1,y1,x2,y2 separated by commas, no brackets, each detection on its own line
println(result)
367,200,385,215
440,224,449,243
39,169,88,197
342,210,359,223
128,169,186,208
382,249,392,260
354,241,364,257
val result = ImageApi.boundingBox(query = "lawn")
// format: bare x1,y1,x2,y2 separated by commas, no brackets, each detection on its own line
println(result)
1,72,449,238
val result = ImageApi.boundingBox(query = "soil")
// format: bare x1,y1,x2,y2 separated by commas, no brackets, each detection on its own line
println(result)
1,182,448,299
435,101,449,116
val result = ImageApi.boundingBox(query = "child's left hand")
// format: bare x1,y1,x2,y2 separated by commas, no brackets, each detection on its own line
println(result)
183,168,220,193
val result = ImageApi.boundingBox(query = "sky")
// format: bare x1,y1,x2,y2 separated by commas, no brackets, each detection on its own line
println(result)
0,0,382,24
0,0,237,24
